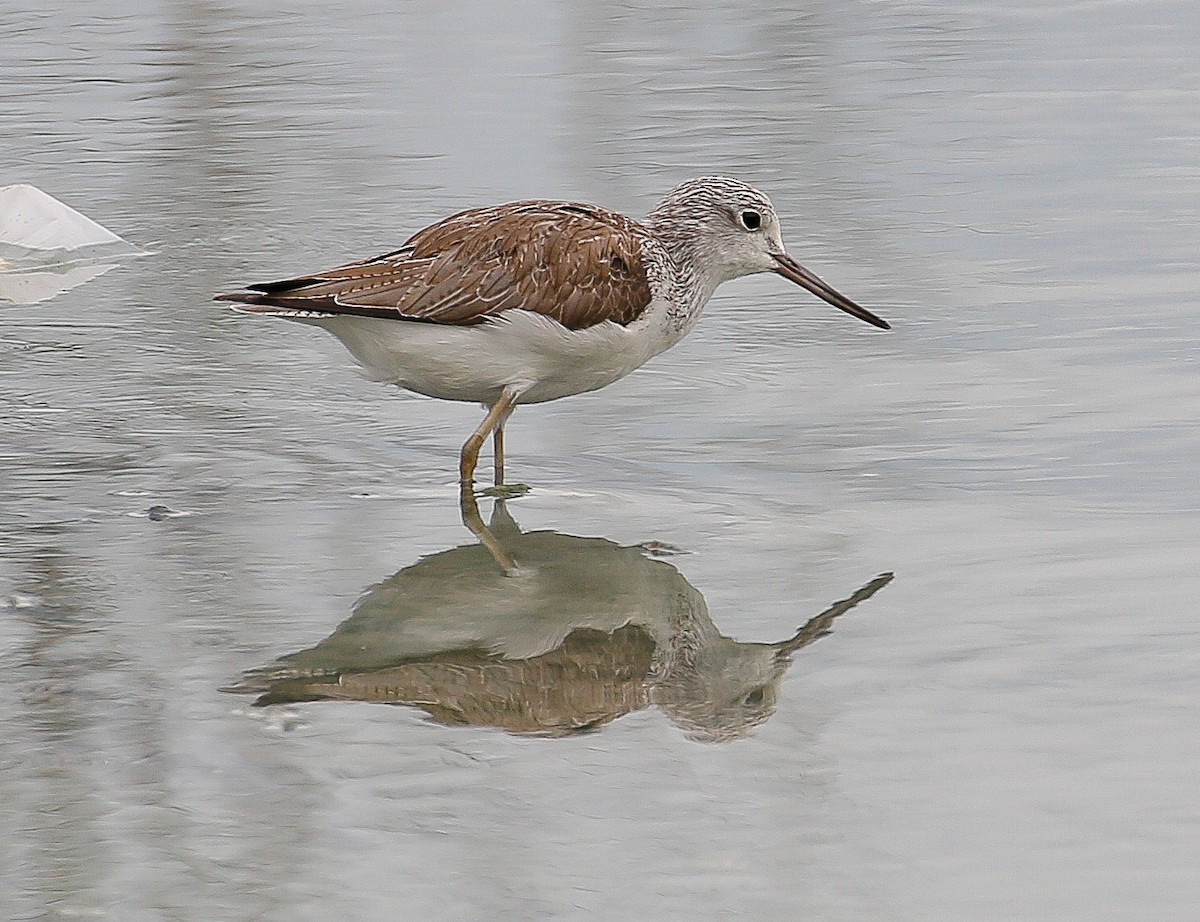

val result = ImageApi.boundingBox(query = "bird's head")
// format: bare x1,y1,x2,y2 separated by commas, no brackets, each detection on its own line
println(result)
647,176,890,330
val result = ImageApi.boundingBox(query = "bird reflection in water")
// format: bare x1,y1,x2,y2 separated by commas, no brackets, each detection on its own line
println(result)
232,496,892,742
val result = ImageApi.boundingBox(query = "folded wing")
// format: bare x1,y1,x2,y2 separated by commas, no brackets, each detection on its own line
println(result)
216,201,655,331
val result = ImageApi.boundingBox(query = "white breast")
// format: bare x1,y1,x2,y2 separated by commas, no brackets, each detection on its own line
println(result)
295,300,687,405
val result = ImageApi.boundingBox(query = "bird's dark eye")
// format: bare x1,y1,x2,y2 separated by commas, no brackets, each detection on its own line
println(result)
739,209,762,231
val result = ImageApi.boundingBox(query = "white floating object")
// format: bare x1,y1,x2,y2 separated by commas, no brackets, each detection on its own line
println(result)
0,183,145,304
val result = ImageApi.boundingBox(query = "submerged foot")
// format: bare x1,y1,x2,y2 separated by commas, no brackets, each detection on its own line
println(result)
479,482,532,499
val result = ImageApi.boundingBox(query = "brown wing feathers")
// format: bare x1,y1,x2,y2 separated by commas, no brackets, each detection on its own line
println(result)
216,202,654,331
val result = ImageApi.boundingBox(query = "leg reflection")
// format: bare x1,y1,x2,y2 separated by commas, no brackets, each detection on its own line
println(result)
459,487,521,577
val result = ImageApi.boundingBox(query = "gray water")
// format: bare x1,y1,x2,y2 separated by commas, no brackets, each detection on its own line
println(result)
3,2,1198,920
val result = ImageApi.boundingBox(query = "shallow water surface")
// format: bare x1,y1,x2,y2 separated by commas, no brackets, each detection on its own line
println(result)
2,2,1199,920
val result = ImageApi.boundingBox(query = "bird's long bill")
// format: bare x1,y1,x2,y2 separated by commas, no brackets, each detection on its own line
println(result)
772,253,890,330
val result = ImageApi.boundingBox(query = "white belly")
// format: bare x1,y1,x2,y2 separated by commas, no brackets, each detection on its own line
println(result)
293,305,685,405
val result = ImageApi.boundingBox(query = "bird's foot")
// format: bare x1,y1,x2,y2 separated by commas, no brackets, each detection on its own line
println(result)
479,482,532,499
637,540,688,557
